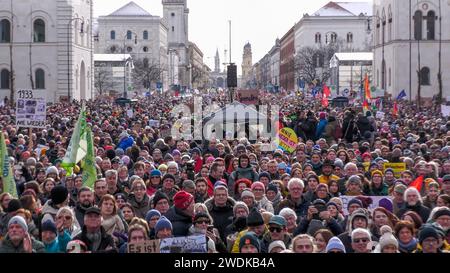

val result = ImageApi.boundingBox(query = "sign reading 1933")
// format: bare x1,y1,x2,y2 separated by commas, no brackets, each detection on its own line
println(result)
16,89,47,129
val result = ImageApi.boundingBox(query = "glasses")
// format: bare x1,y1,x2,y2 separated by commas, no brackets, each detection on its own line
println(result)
290,187,302,192
353,238,369,243
252,188,264,192
269,227,282,233
58,215,72,221
423,238,438,244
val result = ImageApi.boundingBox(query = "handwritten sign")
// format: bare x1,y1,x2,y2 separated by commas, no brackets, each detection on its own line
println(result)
160,235,207,253
277,127,298,154
128,239,160,253
237,89,259,105
16,89,46,128
383,163,406,178
340,196,394,216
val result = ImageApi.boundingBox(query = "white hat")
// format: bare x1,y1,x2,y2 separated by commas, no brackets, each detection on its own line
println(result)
379,232,398,250
46,166,59,176
268,240,286,253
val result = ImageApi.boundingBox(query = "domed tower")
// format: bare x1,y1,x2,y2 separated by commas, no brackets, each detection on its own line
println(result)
242,42,252,79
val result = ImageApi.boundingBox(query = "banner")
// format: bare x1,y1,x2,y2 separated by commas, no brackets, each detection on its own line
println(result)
81,128,97,189
340,196,393,216
15,89,46,128
441,105,450,117
375,111,385,119
160,235,207,253
128,239,160,253
277,127,298,154
0,132,17,198
383,162,406,178
237,89,259,105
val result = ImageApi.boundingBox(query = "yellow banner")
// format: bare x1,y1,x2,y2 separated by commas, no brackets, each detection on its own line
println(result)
383,163,406,178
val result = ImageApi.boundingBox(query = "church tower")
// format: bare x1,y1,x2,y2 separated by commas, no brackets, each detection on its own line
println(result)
241,43,253,86
214,48,220,73
162,0,190,87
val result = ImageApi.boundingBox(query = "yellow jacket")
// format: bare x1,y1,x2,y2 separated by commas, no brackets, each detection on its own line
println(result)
319,174,340,185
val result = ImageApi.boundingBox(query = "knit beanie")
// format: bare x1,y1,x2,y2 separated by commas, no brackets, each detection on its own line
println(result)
239,232,261,252
41,220,57,235
266,183,278,194
46,166,59,176
432,208,450,220
258,172,270,181
6,199,22,213
326,237,346,253
379,232,398,250
418,226,440,244
240,189,255,200
347,198,363,210
150,169,162,177
8,216,28,232
268,240,286,253
162,173,176,183
233,201,249,216
155,216,172,234
173,191,194,210
50,185,69,205
251,182,265,191
246,208,264,227
153,191,169,207
145,209,161,223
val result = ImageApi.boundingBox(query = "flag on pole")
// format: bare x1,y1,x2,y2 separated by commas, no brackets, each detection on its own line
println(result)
322,84,331,108
364,74,371,100
61,105,88,176
393,101,399,116
396,90,407,100
81,127,97,189
0,132,17,198
363,100,370,115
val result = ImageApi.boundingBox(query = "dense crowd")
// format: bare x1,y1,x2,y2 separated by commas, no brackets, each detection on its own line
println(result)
0,90,449,253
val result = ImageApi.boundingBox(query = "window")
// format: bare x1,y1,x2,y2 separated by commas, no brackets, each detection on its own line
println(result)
382,9,386,44
143,46,148,52
327,32,337,44
35,69,45,89
171,13,175,17
420,67,430,85
127,46,132,53
110,46,116,53
388,6,392,42
127,30,132,40
172,26,175,32
33,19,45,42
110,30,115,40
376,11,380,45
0,69,9,89
347,32,353,43
143,30,148,40
427,11,435,40
0,19,11,43
414,10,423,40
315,33,321,44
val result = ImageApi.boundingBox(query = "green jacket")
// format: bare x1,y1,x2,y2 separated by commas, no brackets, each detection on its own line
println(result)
0,235,45,253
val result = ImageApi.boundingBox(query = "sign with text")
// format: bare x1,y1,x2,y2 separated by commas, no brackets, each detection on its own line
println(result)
237,89,259,105
160,235,207,253
277,127,298,154
383,162,406,178
16,89,46,128
128,239,160,253
340,196,394,216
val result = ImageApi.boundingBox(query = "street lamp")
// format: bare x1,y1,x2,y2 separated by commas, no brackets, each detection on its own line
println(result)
67,18,84,102
123,31,138,98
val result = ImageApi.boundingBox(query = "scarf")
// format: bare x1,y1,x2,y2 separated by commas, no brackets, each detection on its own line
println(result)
398,238,417,253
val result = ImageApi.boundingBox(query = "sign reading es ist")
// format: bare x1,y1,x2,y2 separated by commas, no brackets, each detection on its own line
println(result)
15,89,47,129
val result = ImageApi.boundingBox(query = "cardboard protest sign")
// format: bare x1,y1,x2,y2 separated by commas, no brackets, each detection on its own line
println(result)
237,89,259,105
128,239,160,253
16,89,46,128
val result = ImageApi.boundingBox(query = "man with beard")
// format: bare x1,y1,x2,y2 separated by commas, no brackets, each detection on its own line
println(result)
319,160,339,185
74,187,95,227
0,216,45,253
194,178,209,203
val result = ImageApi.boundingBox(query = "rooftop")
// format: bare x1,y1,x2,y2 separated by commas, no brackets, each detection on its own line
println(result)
108,1,152,17
312,1,372,17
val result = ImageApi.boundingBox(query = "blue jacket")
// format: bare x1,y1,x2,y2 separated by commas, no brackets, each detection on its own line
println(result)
118,136,134,151
316,119,328,139
44,230,71,253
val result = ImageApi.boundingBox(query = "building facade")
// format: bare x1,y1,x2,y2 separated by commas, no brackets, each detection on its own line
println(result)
280,27,295,92
189,41,205,89
209,49,227,89
373,0,450,100
95,1,169,92
269,39,281,91
0,0,93,102
94,54,133,97
162,0,191,89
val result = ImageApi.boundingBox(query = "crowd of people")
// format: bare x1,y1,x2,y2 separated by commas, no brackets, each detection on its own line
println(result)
0,90,449,254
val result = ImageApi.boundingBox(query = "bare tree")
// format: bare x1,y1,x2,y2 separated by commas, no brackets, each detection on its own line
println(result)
94,63,114,96
132,58,165,90
191,65,203,88
295,43,339,85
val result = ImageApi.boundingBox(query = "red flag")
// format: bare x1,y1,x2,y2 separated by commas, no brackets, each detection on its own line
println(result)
393,101,398,116
322,95,329,108
409,175,424,193
363,100,369,114
323,84,331,98
364,74,371,100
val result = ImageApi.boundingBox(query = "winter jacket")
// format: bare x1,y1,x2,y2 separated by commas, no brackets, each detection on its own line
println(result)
303,116,318,141
44,230,71,253
277,194,310,218
205,197,236,242
316,119,328,139
396,202,431,223
228,167,258,197
127,194,151,219
165,206,193,237
356,116,373,136
102,215,126,236
117,136,134,151
369,183,389,196
342,116,356,142
260,232,292,253
74,204,89,228
0,235,45,253
73,226,117,253
422,196,437,210
255,196,274,213
294,217,344,237
269,192,283,214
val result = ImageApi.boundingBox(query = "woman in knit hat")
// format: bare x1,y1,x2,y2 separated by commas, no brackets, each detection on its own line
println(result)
251,182,274,213
154,216,173,240
369,170,389,196
146,169,162,197
383,168,396,188
240,189,257,210
374,225,399,253
266,183,282,213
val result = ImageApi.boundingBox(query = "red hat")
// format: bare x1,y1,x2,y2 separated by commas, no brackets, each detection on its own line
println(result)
251,181,265,191
173,191,194,210
362,152,371,159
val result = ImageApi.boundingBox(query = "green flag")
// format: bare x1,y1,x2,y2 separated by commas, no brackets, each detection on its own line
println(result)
61,105,88,176
81,127,97,189
1,132,18,198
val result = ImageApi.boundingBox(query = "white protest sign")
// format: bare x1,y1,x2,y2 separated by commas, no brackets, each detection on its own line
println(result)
376,111,385,119
16,89,46,128
160,235,207,253
340,196,394,216
126,109,133,118
441,105,450,117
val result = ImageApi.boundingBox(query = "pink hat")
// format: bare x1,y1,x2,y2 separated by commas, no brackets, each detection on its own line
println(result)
251,181,265,191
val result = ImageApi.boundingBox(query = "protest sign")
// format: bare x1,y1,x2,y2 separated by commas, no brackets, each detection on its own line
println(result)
160,235,207,253
383,163,406,178
128,239,160,253
16,89,46,128
375,111,385,119
237,89,259,105
441,105,450,117
277,127,298,154
340,196,393,216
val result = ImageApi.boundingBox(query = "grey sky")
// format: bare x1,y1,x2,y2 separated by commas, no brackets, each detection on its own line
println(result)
94,0,368,74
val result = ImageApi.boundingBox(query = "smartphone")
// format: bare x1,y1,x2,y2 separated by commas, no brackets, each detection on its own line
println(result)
207,225,214,232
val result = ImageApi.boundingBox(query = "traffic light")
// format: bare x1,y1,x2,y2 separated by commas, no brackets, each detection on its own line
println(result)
227,64,237,88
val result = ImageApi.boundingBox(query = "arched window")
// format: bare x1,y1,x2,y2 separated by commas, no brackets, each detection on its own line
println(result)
0,19,11,43
382,9,386,44
427,11,435,40
35,69,45,89
33,19,45,42
414,10,423,40
110,30,116,40
388,6,393,42
0,69,10,89
127,30,132,40
420,67,430,85
315,33,321,44
143,46,148,52
143,30,148,40
347,32,353,43
376,11,380,45
331,33,337,43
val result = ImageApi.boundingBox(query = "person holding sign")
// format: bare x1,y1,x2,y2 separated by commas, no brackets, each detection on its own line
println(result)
119,224,149,253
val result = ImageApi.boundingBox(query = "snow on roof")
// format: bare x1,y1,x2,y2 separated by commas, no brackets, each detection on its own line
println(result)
94,54,132,62
333,52,373,62
108,1,152,17
313,1,372,16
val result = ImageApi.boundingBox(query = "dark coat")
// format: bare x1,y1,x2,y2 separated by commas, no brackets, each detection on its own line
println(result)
294,217,344,237
205,197,236,242
73,226,117,253
396,202,431,223
0,235,45,253
74,204,89,228
164,206,193,237
127,193,151,219
277,194,310,218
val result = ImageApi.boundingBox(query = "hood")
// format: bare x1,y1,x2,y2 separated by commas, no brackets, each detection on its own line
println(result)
269,192,282,203
41,200,59,216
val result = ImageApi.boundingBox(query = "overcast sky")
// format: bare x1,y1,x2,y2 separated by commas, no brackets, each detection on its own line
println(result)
95,0,369,73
